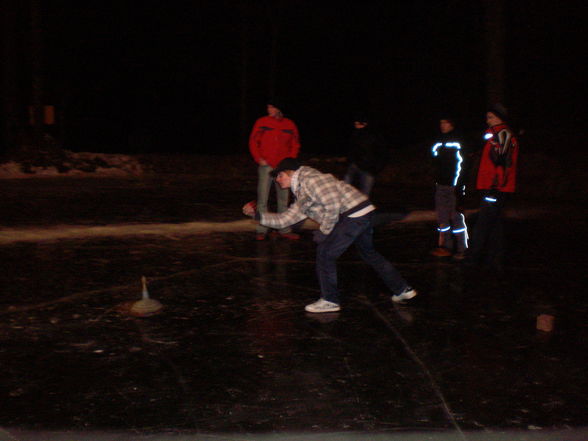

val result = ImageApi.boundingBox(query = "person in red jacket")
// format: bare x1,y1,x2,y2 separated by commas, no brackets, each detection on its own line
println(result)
466,106,519,269
249,100,301,240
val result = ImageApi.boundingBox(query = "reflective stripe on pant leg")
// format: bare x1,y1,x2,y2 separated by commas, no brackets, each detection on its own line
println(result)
452,211,468,252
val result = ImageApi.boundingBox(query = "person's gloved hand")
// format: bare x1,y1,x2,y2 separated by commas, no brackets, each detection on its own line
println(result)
313,230,328,244
242,200,257,217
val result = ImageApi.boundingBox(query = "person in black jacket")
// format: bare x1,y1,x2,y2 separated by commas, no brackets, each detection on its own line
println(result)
344,115,388,196
430,117,469,259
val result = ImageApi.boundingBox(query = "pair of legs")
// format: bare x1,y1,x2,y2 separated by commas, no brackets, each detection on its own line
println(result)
344,163,375,196
315,211,408,305
467,192,508,267
256,164,291,235
434,184,468,253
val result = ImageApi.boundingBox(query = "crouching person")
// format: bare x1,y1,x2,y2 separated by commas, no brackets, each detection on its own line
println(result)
242,157,417,313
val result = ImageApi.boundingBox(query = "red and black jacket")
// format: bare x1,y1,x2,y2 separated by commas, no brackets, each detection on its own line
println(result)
476,123,519,193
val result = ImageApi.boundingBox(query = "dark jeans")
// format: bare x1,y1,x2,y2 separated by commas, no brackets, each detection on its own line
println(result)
316,211,408,304
468,192,508,266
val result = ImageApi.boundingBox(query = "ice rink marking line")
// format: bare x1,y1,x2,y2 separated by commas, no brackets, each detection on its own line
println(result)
357,296,468,441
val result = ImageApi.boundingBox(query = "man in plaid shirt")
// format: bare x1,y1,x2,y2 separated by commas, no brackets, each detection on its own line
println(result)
243,158,417,313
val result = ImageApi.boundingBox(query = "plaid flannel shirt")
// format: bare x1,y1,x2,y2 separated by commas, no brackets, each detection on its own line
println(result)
260,166,369,234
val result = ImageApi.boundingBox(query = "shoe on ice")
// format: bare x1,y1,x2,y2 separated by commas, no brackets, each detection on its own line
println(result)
305,299,341,313
430,247,452,257
392,287,418,303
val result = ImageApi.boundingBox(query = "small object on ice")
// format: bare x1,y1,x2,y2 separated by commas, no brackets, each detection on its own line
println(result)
536,314,554,332
130,276,163,317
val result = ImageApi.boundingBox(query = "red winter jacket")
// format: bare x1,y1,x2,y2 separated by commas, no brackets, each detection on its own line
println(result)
476,123,519,193
249,116,300,168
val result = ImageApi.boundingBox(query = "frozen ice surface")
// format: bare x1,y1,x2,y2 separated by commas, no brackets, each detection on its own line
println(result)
0,177,586,439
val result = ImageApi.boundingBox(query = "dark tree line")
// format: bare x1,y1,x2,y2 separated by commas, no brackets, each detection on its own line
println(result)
1,0,507,157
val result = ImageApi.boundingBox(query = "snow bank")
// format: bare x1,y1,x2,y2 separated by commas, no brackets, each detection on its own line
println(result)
0,152,144,179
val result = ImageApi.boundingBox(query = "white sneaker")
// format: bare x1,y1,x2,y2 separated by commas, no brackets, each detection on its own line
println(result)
305,299,341,313
392,287,417,303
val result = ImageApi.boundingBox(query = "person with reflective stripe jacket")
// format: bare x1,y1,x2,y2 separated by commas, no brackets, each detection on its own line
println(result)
466,106,519,269
430,117,469,259
476,119,519,194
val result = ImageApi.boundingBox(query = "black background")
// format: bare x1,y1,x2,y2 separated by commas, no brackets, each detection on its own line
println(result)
10,0,587,154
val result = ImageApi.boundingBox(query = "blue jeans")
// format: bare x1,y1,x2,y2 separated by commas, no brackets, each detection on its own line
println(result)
344,163,375,196
256,165,290,234
316,211,408,304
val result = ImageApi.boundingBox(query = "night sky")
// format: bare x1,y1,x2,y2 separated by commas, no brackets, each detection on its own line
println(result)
9,0,587,154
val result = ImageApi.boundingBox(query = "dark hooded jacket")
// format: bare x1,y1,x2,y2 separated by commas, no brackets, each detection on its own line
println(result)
348,126,389,175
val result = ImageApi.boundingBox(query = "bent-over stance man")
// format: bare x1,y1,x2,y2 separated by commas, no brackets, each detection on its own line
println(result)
466,106,519,269
243,158,417,313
